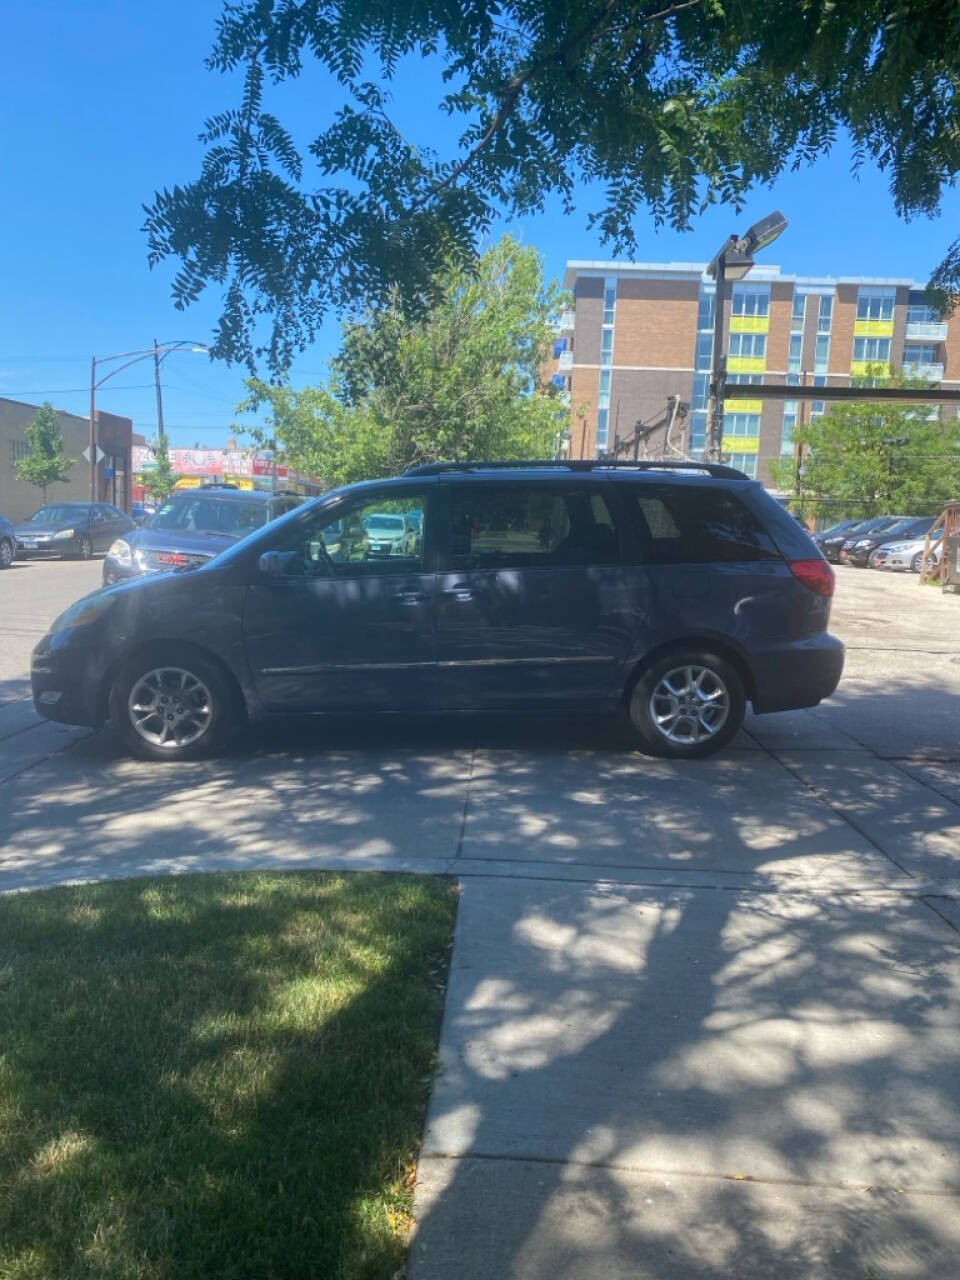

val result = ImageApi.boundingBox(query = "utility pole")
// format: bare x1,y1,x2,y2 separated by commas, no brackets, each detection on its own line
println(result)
89,356,97,501
153,338,166,445
707,255,727,463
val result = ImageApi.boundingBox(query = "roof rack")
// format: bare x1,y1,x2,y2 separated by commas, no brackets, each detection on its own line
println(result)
404,459,745,479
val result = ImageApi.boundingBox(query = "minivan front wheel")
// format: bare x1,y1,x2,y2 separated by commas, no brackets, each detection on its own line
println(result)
111,652,235,761
627,651,745,759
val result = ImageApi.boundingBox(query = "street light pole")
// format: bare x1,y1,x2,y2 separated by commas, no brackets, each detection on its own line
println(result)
89,355,97,501
705,211,788,463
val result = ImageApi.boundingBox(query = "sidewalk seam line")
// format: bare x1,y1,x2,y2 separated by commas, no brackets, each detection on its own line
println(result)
452,748,474,862
417,1151,960,1199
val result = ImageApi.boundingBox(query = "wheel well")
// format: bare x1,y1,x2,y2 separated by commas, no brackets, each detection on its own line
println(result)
99,639,249,725
622,638,758,708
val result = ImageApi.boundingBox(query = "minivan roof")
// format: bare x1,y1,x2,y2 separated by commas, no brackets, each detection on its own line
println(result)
405,459,746,480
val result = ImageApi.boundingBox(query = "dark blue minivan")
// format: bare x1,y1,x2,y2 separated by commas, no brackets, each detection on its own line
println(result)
32,461,843,761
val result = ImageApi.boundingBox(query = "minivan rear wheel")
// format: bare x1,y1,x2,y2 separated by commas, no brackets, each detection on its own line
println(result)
627,651,745,759
110,650,235,761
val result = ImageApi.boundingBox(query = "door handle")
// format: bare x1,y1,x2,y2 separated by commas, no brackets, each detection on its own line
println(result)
393,590,426,605
442,585,473,602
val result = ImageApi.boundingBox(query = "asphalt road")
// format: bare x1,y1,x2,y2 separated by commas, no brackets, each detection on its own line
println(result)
1,556,959,1277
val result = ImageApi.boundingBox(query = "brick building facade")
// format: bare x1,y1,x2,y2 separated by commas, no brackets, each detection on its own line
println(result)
553,262,951,488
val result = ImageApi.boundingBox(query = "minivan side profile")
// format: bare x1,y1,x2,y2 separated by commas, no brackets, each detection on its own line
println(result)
32,461,843,762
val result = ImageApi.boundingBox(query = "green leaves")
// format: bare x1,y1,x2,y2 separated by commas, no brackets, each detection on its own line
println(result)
15,403,73,503
236,236,568,486
147,1,960,372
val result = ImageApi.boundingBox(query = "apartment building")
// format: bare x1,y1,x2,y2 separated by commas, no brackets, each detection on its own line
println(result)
552,261,955,486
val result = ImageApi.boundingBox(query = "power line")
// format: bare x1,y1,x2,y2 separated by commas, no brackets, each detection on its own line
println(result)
0,383,156,395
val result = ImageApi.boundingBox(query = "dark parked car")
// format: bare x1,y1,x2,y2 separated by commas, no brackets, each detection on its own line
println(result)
0,512,15,569
839,516,936,567
102,487,303,585
33,460,843,763
15,502,135,560
817,515,904,563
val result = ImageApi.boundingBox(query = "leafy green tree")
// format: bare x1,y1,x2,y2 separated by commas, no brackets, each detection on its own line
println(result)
237,237,567,485
145,0,960,370
138,436,179,504
773,372,960,516
15,402,73,503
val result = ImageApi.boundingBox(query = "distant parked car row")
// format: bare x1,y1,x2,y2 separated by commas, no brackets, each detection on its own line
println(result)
814,515,941,573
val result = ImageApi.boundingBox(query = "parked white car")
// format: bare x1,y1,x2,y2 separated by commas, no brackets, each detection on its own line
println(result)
873,531,943,573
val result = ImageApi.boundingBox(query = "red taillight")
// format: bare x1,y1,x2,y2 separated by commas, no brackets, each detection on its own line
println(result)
789,558,835,597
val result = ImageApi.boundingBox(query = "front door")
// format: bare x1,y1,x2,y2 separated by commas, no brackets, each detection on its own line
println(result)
242,487,437,712
435,480,643,710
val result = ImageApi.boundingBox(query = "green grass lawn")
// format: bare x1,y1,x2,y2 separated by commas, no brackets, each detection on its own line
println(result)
0,872,457,1280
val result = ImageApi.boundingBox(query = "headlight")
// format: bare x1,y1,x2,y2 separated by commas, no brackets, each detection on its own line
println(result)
52,528,76,541
50,593,115,635
108,539,133,565
855,539,873,548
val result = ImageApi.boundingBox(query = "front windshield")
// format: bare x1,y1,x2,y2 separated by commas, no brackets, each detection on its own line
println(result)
363,515,404,531
26,505,85,524
146,495,268,536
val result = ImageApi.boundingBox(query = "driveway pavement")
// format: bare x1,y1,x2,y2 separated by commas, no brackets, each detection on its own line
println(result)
1,560,959,1277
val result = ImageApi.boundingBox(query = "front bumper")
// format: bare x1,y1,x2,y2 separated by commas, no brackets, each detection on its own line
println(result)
16,536,78,557
749,633,845,714
31,633,109,728
840,546,873,566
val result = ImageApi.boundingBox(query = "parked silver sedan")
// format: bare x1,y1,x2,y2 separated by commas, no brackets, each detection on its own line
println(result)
873,531,943,573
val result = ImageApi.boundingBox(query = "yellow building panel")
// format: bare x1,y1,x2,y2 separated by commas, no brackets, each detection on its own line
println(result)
726,356,766,374
729,315,770,334
853,320,894,338
850,360,893,378
722,436,759,454
725,398,764,415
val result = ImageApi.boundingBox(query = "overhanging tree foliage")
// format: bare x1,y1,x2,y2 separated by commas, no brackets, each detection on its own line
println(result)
137,437,179,504
15,403,73,504
236,237,567,484
772,373,960,516
145,0,960,371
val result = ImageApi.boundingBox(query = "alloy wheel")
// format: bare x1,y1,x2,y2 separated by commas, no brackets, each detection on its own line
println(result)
127,666,214,749
649,665,730,746
0,539,12,567
78,536,93,560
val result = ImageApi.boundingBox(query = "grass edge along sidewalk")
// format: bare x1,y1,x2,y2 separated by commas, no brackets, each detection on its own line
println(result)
0,870,457,1280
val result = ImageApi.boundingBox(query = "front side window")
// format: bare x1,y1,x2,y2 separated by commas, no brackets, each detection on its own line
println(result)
449,485,619,569
273,493,427,577
620,486,779,563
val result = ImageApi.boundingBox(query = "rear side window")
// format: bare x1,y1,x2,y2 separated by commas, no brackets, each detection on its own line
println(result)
449,485,619,569
620,484,781,564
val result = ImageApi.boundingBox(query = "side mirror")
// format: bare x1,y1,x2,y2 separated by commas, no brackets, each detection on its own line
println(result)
258,551,284,577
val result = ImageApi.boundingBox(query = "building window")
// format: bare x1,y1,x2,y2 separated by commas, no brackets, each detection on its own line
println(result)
697,288,716,331
726,452,758,478
856,287,895,321
729,332,767,360
904,345,937,365
598,369,611,409
812,374,826,417
786,372,801,386
731,285,770,317
689,411,707,455
907,303,941,325
696,333,713,371
818,294,834,332
9,440,29,467
600,327,614,364
781,402,797,455
603,278,617,327
815,334,831,372
692,372,709,411
596,407,610,450
792,293,806,324
788,333,803,373
853,336,891,363
725,413,761,436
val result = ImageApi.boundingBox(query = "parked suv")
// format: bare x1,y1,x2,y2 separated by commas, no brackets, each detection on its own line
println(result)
15,502,136,560
33,461,843,762
102,486,303,584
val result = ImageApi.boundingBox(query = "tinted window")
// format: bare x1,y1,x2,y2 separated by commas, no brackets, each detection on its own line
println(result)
620,485,780,564
148,495,268,535
449,485,619,569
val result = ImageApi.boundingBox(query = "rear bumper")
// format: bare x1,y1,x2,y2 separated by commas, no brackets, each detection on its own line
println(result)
749,634,845,714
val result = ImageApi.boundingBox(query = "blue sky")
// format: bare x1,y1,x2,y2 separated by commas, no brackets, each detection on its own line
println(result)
2,0,959,447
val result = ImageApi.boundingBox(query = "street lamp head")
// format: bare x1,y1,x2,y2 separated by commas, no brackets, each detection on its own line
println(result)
743,210,788,255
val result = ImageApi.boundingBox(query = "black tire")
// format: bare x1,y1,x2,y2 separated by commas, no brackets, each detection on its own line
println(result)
910,552,923,573
110,648,238,761
0,537,13,569
626,650,746,759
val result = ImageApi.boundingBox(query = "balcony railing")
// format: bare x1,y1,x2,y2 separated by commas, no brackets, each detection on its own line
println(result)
557,310,576,331
905,321,948,341
557,351,574,372
903,361,945,381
